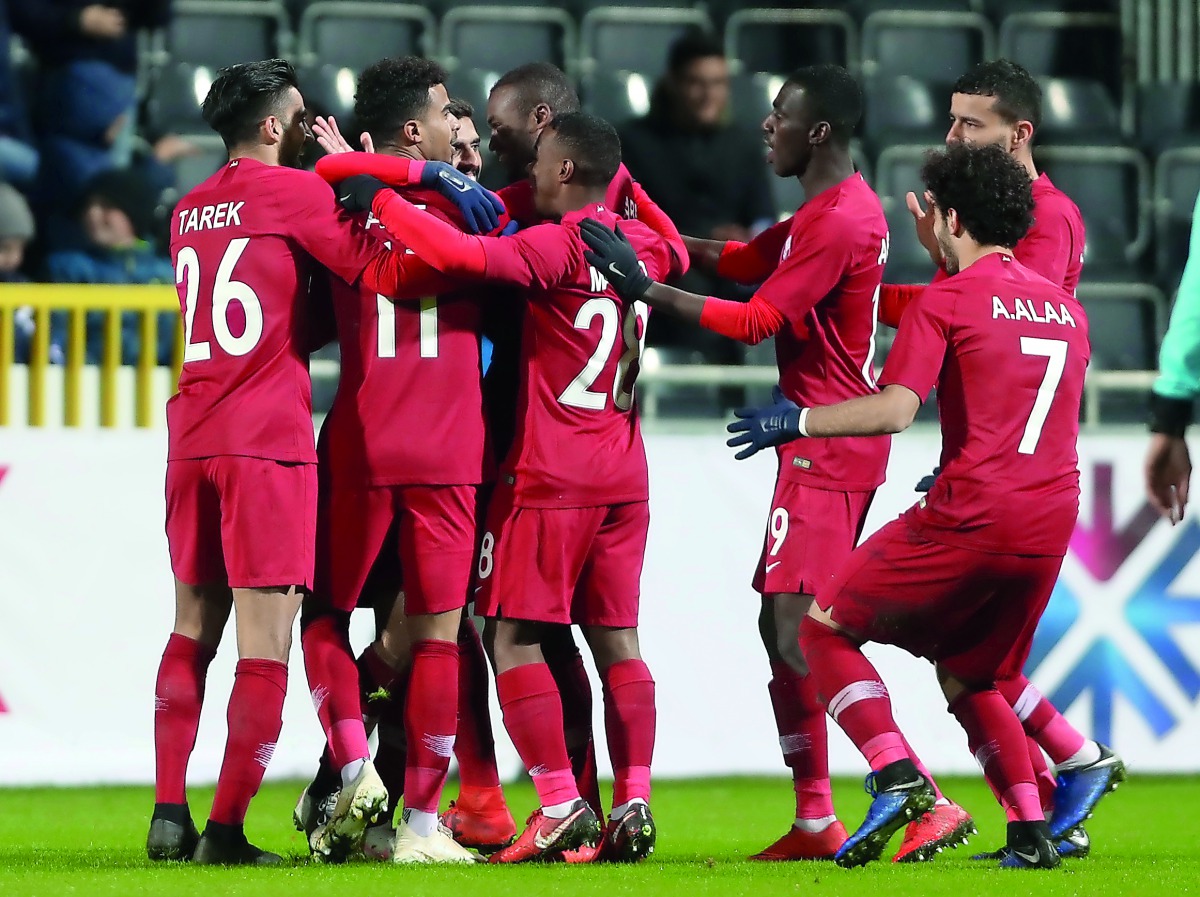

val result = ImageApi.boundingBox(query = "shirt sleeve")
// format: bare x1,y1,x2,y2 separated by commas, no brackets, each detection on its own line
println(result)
287,174,380,286
698,293,787,345
1156,192,1200,400
629,180,689,278
878,285,955,402
1016,202,1073,286
878,283,924,329
752,215,853,320
716,217,792,284
314,152,424,189
481,225,578,289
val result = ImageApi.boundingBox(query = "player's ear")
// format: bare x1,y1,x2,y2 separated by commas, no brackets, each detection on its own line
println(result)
946,207,963,237
531,103,554,129
810,120,831,146
401,118,421,146
1012,119,1034,152
559,157,574,185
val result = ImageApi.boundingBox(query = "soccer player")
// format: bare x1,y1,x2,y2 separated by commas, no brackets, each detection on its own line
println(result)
329,111,674,864
449,98,483,179
148,58,502,866
782,142,1091,869
582,63,972,862
878,60,1121,857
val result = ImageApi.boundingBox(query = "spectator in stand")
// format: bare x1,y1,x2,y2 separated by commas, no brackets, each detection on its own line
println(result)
46,168,175,365
0,181,47,365
619,31,775,354
0,0,39,185
10,1,171,226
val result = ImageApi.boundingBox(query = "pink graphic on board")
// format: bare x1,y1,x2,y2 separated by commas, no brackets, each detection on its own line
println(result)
1069,463,1158,582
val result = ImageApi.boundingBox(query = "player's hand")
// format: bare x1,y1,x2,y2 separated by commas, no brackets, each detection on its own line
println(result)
915,466,941,492
79,4,126,38
725,386,803,460
335,174,388,214
498,219,521,237
578,218,653,301
1146,433,1191,524
419,161,504,234
906,190,942,265
313,115,375,156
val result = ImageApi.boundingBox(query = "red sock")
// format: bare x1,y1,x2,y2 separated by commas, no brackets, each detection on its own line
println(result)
601,659,656,808
302,615,370,770
153,634,215,804
208,658,287,826
454,617,502,791
1001,676,1086,764
767,662,834,820
799,617,908,772
375,686,408,815
950,689,1043,823
357,643,402,728
403,639,459,814
545,636,602,816
497,663,579,808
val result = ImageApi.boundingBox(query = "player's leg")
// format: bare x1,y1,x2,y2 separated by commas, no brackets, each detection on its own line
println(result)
149,458,229,861
543,625,603,820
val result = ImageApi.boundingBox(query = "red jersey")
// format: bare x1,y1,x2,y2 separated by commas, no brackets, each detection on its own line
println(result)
500,163,637,225
167,159,378,462
755,173,891,492
481,202,674,508
320,186,492,487
882,253,1090,556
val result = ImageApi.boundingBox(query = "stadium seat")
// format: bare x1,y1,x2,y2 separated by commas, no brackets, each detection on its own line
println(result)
883,207,936,286
297,2,435,70
849,0,977,13
143,63,215,135
580,7,714,82
998,12,1124,98
1154,147,1200,287
445,68,501,123
166,0,291,69
582,70,653,125
1077,282,1164,372
294,64,358,124
861,11,994,86
1036,146,1150,275
1036,77,1122,145
441,6,577,76
1137,82,1200,156
170,134,228,195
724,8,857,77
874,144,929,212
729,72,783,133
863,76,949,153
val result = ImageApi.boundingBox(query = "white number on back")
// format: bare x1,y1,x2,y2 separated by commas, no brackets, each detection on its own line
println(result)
559,297,647,411
1017,336,1068,455
175,237,263,360
376,295,438,359
769,507,789,556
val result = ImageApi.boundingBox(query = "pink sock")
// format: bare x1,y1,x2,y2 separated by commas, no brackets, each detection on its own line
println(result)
154,634,216,804
302,614,370,769
601,659,656,807
403,639,459,814
1001,676,1086,764
768,662,834,820
454,617,502,790
209,658,287,825
497,663,579,808
950,689,1043,823
799,617,908,771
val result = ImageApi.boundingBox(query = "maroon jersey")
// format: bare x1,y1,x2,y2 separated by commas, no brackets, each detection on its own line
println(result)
882,253,1090,556
168,159,378,462
756,173,891,492
482,202,673,507
500,163,637,226
321,186,492,486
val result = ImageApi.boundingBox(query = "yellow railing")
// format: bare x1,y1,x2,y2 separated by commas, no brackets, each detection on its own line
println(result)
0,284,182,427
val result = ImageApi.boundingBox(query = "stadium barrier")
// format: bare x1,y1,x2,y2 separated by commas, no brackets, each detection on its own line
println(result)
0,427,1195,785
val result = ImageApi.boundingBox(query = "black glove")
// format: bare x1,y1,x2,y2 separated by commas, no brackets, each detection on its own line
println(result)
335,174,388,214
915,466,941,492
578,218,653,301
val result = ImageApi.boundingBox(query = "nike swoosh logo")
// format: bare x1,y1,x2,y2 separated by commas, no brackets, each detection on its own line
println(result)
338,194,352,203
1013,847,1041,864
608,262,623,278
765,561,782,573
438,170,472,193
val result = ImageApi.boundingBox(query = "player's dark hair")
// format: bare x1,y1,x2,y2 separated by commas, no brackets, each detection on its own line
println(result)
355,56,449,143
447,98,474,120
921,142,1034,249
546,112,621,189
202,58,299,149
492,62,580,116
783,64,862,147
667,29,724,74
953,59,1042,130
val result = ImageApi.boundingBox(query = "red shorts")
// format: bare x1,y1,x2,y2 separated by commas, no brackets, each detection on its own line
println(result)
165,456,316,589
817,517,1064,684
752,479,875,596
314,482,480,615
474,487,648,628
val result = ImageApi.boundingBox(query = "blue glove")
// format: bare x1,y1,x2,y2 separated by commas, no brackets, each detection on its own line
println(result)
498,219,521,237
915,466,941,492
578,218,654,301
419,161,505,234
725,386,803,460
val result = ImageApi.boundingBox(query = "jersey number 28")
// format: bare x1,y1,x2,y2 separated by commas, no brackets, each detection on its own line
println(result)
559,298,648,412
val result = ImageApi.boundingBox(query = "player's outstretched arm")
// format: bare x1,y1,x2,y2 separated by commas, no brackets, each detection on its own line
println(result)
316,152,505,233
579,217,785,344
628,180,689,277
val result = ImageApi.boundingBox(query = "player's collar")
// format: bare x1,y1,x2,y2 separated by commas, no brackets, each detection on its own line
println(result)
562,201,610,227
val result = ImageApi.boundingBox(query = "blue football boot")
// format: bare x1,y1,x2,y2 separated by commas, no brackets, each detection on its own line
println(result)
1048,744,1126,838
835,760,936,868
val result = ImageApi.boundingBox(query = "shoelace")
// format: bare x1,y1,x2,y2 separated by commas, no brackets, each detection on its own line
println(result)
863,772,881,798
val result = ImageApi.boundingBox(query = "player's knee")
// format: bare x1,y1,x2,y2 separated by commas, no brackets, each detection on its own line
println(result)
584,625,640,672
757,600,779,658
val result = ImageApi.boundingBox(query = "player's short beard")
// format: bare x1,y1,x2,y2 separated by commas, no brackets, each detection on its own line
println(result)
937,221,958,275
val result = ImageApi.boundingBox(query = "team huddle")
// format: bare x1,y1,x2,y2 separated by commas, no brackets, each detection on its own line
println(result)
148,52,1126,870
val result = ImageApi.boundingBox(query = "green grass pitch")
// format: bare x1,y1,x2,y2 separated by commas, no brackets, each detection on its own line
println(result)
1,775,1195,896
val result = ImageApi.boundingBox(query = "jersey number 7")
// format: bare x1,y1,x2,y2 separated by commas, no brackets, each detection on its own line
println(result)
1018,336,1067,455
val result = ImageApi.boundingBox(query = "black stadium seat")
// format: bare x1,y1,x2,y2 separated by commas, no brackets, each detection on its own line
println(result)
441,6,576,76
297,2,435,71
295,63,358,124
580,7,714,82
167,0,291,70
724,8,856,77
999,11,1123,98
582,70,653,126
863,76,948,152
143,63,213,135
1137,82,1200,155
1154,148,1200,288
861,11,993,86
1036,77,1122,145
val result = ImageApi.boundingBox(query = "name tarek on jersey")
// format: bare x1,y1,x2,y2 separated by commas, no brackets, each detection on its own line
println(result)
991,295,1078,327
177,201,245,235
